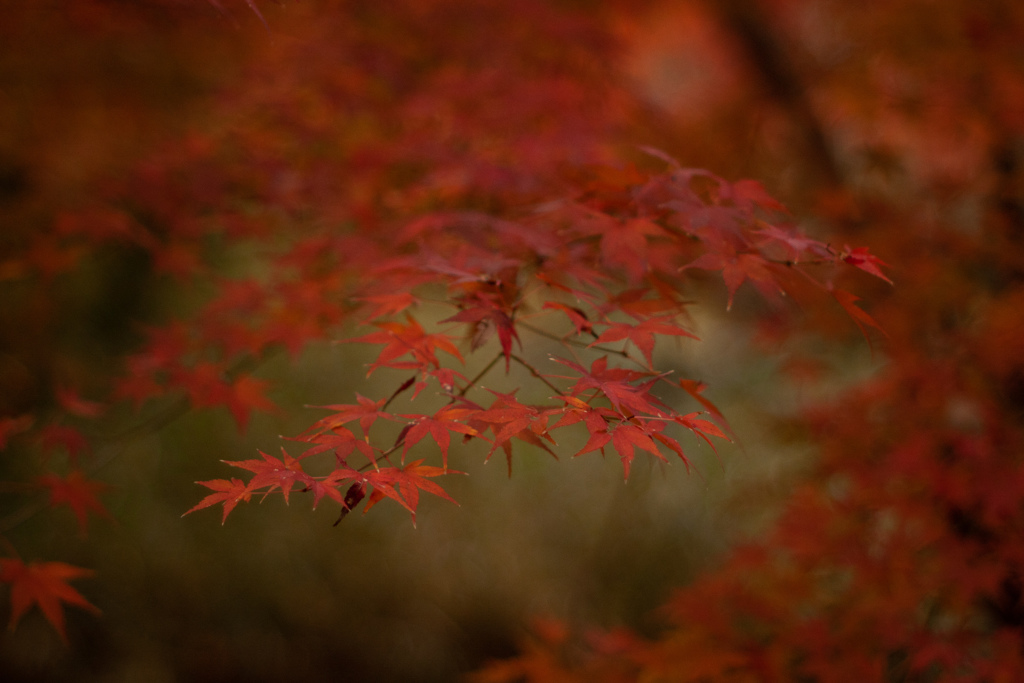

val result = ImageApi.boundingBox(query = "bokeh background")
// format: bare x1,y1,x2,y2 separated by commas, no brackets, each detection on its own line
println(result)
2,0,1018,680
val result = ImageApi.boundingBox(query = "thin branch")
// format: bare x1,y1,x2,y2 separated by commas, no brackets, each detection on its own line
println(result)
511,354,563,395
459,354,502,397
382,376,417,412
517,320,652,372
517,320,624,356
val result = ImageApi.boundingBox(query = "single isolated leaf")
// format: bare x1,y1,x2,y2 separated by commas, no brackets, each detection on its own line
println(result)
0,558,99,643
36,470,111,534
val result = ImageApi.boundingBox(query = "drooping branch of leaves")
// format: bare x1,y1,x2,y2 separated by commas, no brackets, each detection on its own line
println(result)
178,163,890,524
0,156,888,640
0,0,895,648
469,0,1024,678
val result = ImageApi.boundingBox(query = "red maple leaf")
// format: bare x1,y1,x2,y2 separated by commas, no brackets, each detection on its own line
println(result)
224,448,313,505
470,390,558,475
832,289,888,351
398,405,481,470
674,413,729,453
599,218,663,284
36,424,89,461
355,292,418,320
590,316,698,367
361,460,461,524
684,250,783,311
138,321,192,367
225,376,278,431
36,470,111,534
295,427,378,466
170,362,231,410
348,314,463,373
301,395,393,438
441,295,520,371
572,407,615,457
112,369,165,409
841,245,893,284
679,379,732,435
610,422,667,479
730,179,790,214
650,426,693,473
0,558,100,643
305,470,359,511
182,478,256,524
550,356,667,417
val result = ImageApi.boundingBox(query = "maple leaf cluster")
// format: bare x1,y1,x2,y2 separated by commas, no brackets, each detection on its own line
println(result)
180,159,888,526
471,0,1024,680
0,0,894,653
